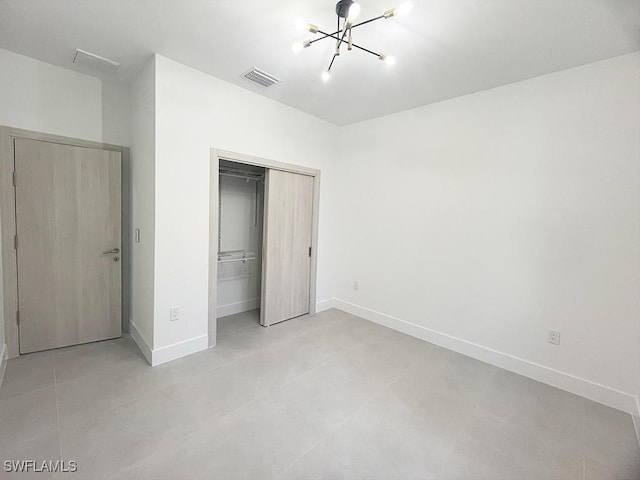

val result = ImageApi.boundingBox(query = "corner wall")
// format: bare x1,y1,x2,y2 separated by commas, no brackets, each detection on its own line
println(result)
129,57,157,360
332,52,640,415
150,54,338,364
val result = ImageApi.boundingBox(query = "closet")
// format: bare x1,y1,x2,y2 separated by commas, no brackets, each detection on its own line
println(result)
217,160,265,324
214,155,318,331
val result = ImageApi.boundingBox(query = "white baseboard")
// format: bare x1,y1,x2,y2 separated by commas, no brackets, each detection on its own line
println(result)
218,297,336,318
130,320,208,367
333,298,640,417
0,343,7,391
217,298,260,318
315,298,336,313
151,334,208,366
130,321,153,366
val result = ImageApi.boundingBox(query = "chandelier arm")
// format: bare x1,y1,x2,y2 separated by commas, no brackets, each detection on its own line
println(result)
327,52,339,72
334,19,350,53
308,13,386,46
349,15,386,29
309,28,343,45
316,30,381,58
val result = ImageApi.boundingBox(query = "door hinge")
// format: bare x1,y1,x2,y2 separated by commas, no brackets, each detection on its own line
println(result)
14,234,17,250
16,310,20,326
12,171,16,187
308,246,312,257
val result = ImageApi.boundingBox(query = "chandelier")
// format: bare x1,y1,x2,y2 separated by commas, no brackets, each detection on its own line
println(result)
292,0,413,81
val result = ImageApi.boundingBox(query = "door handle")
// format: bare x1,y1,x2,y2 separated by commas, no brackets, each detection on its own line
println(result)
102,248,120,255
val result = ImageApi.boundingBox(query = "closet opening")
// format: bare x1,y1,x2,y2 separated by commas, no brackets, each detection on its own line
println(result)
209,149,321,348
216,160,266,330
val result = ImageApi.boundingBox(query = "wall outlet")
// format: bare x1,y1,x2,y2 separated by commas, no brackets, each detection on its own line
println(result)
353,280,359,291
170,306,180,321
548,329,561,345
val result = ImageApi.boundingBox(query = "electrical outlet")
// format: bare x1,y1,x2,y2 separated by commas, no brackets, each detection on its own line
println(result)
353,280,359,291
548,329,561,345
170,306,180,322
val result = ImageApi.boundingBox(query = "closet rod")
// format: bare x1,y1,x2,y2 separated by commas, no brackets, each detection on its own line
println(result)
219,171,264,182
218,257,256,264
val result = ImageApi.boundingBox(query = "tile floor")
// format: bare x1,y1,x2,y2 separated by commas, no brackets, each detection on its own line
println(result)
0,308,638,479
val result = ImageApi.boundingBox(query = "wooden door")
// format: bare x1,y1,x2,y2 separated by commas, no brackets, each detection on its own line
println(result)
261,169,314,326
14,138,122,353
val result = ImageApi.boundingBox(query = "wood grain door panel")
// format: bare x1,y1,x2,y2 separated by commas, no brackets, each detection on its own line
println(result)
14,138,121,353
261,169,314,326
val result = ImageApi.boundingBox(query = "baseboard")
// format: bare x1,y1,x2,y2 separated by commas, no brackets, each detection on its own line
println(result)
129,321,153,366
131,320,208,367
316,298,336,313
634,398,640,449
217,298,260,318
333,298,640,416
151,335,208,367
216,297,335,320
0,343,7,391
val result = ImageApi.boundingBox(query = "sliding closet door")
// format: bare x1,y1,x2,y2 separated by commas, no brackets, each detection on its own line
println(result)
261,169,314,326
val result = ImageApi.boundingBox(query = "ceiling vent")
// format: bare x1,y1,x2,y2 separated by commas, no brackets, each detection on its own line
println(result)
73,49,120,74
242,67,281,87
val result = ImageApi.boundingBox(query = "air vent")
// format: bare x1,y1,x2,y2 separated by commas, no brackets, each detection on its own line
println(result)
243,68,281,87
73,49,120,74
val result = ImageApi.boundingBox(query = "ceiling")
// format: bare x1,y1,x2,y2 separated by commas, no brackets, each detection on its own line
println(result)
0,0,638,125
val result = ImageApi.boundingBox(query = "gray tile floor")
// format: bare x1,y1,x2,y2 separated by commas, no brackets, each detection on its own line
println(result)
0,308,638,479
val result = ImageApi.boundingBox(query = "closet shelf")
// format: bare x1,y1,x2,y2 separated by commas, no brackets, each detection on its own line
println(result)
218,250,256,264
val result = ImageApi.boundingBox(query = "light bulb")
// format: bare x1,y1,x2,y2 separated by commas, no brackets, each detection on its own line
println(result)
383,8,397,18
379,53,397,66
292,40,311,53
321,70,331,82
347,2,362,22
397,1,413,15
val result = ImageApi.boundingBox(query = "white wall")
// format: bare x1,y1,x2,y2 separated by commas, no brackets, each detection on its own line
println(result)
152,54,338,360
0,48,130,146
0,204,4,359
129,57,156,353
217,175,264,317
333,52,640,414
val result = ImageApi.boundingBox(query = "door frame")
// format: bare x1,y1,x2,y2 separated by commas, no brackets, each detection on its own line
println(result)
208,148,321,347
0,126,131,358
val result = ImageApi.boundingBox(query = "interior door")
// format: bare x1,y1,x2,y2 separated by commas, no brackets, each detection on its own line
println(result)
14,138,122,353
261,169,314,327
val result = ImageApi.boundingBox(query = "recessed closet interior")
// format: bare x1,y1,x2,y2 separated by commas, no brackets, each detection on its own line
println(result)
217,160,265,326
